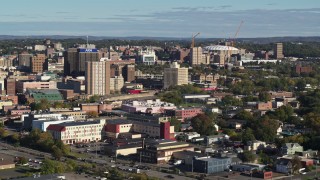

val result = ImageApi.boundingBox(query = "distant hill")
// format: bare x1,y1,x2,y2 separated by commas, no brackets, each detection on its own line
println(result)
0,35,320,43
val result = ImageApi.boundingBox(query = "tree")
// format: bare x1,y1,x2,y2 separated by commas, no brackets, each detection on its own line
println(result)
18,157,28,165
169,117,181,132
0,127,8,138
267,105,294,122
291,155,302,174
41,159,65,175
89,95,100,103
107,168,124,180
86,111,99,118
242,128,256,144
258,92,271,102
221,95,243,107
241,151,256,162
52,146,63,160
234,110,254,121
252,116,279,142
304,113,320,132
296,79,306,91
191,114,216,136
258,152,273,165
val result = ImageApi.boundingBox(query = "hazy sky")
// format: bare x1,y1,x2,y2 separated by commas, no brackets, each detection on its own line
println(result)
1,0,320,37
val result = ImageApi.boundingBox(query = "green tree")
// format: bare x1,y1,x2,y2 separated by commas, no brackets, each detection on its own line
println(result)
242,128,256,144
258,152,273,165
296,79,306,91
52,146,63,160
258,92,271,102
241,151,256,163
0,127,8,138
169,117,181,132
191,114,216,136
89,95,101,103
234,110,254,121
221,95,243,106
107,168,124,180
291,155,302,174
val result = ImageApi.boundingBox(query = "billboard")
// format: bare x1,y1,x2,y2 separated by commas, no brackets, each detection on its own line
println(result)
79,48,98,52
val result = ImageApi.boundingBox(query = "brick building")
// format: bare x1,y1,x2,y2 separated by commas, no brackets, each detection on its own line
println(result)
31,54,46,73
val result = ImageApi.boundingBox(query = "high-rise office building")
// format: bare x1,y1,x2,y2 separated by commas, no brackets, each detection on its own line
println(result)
31,54,46,73
78,48,99,74
164,62,188,89
64,47,99,76
5,78,16,95
274,43,284,59
64,48,77,76
85,61,111,95
122,64,135,82
18,52,33,71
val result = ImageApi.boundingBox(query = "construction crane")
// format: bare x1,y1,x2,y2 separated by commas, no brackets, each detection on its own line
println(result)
191,32,200,48
231,21,244,47
226,21,244,64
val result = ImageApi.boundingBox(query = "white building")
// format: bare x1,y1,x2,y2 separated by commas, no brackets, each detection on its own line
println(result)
47,119,106,144
110,76,124,92
32,117,74,132
163,62,188,89
85,60,111,95
34,45,47,51
121,99,176,114
138,49,156,65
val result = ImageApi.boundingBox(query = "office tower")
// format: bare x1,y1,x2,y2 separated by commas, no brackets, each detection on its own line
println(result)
64,48,99,76
78,48,99,74
5,78,16,95
274,43,284,59
18,52,33,71
85,61,111,95
64,48,78,76
164,62,188,89
31,54,46,73
122,64,135,82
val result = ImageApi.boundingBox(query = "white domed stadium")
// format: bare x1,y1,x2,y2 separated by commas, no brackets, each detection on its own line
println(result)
204,45,239,52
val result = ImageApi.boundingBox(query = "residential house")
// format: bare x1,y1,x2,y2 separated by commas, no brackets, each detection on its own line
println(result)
281,143,303,155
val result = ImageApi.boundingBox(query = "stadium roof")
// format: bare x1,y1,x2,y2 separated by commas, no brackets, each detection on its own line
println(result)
204,45,239,51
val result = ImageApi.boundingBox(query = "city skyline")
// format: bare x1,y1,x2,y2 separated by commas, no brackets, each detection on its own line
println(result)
1,0,320,38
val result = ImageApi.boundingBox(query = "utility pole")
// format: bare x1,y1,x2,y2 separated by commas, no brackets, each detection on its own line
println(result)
95,143,97,159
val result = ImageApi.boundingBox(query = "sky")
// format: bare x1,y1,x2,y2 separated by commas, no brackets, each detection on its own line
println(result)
0,0,320,38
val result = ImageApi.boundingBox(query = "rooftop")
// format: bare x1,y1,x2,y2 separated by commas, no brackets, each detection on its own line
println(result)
205,45,239,51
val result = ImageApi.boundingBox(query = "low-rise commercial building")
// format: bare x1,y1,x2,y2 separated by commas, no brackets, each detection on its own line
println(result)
47,119,106,144
193,157,232,174
121,99,176,114
137,140,194,164
104,120,174,140
165,108,202,121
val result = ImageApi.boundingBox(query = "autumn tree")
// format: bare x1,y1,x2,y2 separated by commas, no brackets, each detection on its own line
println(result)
86,111,99,118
